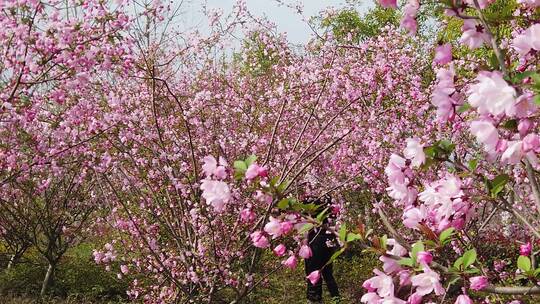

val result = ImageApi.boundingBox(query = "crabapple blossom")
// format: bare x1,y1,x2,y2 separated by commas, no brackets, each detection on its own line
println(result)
460,20,489,49
306,270,321,284
282,255,298,269
411,266,445,296
299,244,313,259
469,276,489,291
512,24,540,56
520,242,532,256
467,71,517,117
434,43,452,65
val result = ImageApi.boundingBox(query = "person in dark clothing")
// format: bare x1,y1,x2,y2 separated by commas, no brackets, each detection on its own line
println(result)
303,195,340,303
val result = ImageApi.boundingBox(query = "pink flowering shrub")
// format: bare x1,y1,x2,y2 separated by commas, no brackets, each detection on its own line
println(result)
356,0,540,303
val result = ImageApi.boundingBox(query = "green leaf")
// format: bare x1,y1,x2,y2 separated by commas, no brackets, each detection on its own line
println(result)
276,180,290,193
447,275,461,287
346,233,362,243
462,249,477,269
457,103,471,113
269,176,280,187
424,146,436,158
534,95,540,106
454,257,464,269
233,160,247,171
490,174,509,197
316,208,328,223
468,159,478,171
513,71,538,83
245,155,257,167
518,255,532,272
277,198,290,210
411,241,425,262
299,223,314,234
464,268,480,274
501,119,517,131
439,227,455,244
398,257,414,267
380,235,388,251
328,247,345,263
438,140,455,153
339,224,347,242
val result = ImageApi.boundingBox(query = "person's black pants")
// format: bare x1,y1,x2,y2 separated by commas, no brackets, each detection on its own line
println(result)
305,262,340,301
304,238,340,302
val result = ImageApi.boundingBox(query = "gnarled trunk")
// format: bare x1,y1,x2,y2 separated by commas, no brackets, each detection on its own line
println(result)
40,262,55,297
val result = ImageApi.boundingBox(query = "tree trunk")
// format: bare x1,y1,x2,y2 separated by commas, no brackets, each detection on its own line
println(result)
40,263,54,297
6,254,15,270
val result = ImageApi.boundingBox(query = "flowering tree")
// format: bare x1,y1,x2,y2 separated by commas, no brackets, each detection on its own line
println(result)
356,0,540,303
88,4,437,301
0,0,140,295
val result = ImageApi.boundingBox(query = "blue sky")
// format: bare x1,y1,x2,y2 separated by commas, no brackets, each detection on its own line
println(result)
181,0,373,43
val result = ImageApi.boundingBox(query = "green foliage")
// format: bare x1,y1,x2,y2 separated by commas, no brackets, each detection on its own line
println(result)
233,31,284,77
0,243,128,301
318,6,399,44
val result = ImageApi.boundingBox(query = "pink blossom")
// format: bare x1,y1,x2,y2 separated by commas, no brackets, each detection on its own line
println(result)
501,141,523,164
403,138,425,167
388,239,408,257
520,242,532,256
398,270,412,286
431,65,458,122
434,43,452,65
400,0,419,34
411,265,445,296
380,255,401,273
403,206,426,229
378,0,397,8
470,120,499,152
364,269,395,298
273,244,286,256
523,134,540,152
280,221,293,235
407,292,423,304
417,251,433,265
518,0,540,7
460,19,489,49
201,156,227,179
202,156,218,177
282,255,298,269
468,71,517,116
240,208,256,222
264,217,283,238
250,231,269,248
306,270,321,285
245,163,262,180
360,292,381,303
120,264,129,275
299,244,313,259
515,94,537,118
469,276,488,291
200,179,231,212
385,154,407,184
401,15,418,34
518,119,533,137
455,294,473,304
513,24,540,56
